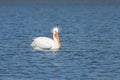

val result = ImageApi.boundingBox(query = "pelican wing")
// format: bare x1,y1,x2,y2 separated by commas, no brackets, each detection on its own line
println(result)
31,37,54,50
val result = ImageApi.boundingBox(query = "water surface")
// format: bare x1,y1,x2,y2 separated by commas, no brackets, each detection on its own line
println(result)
0,3,120,80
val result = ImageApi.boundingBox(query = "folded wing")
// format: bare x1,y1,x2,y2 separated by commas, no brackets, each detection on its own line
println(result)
31,37,54,50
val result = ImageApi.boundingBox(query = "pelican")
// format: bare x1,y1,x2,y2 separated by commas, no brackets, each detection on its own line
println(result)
31,27,61,51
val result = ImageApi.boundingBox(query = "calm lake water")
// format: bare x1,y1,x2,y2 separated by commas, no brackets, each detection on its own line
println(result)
0,3,120,80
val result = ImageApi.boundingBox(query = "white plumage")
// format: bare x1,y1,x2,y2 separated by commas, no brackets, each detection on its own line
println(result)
31,27,61,51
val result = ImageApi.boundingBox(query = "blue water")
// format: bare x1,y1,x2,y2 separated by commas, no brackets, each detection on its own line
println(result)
0,3,120,80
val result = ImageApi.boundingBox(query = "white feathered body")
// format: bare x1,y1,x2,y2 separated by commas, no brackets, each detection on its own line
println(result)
31,27,61,51
31,37,59,51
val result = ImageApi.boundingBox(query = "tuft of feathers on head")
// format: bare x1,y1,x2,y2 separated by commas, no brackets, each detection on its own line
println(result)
51,26,59,33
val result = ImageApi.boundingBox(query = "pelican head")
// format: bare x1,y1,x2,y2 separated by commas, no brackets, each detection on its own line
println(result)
52,26,61,48
52,27,59,34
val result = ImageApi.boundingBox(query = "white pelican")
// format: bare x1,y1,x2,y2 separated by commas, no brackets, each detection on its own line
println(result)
31,27,61,51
